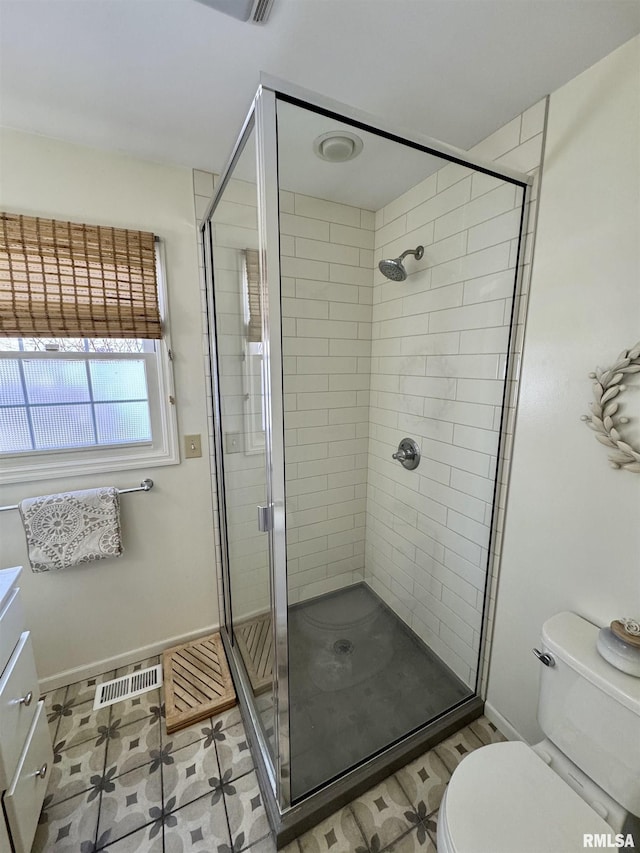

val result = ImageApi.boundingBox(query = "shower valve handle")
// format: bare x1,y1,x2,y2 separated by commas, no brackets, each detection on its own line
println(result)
392,449,411,461
392,438,420,470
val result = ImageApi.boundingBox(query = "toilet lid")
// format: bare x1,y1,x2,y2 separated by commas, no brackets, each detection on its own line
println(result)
442,741,614,853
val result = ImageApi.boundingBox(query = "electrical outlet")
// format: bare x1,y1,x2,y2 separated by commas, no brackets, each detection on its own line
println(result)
184,434,202,459
225,432,242,454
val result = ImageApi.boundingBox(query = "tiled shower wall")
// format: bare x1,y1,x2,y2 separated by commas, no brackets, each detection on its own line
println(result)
196,175,377,616
280,191,375,604
366,100,546,685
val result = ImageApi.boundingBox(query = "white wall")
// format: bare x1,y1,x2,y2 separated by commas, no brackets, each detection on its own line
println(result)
487,36,640,743
0,130,218,688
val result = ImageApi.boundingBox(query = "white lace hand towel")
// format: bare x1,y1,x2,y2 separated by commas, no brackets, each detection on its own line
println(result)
19,487,123,572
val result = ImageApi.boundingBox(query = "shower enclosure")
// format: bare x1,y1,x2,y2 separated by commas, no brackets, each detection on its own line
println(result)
202,77,530,845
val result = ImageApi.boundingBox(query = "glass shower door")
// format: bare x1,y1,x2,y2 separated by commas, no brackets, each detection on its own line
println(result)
274,93,527,802
204,105,281,775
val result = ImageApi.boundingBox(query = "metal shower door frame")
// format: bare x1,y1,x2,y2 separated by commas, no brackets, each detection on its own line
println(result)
200,85,291,809
255,86,292,809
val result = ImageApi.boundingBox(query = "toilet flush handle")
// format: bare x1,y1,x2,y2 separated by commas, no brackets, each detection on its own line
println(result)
532,648,556,667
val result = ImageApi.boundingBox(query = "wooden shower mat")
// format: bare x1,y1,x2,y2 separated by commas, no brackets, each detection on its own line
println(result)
163,632,236,733
235,612,273,695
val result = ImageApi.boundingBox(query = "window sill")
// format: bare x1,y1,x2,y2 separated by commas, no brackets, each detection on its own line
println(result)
0,445,180,486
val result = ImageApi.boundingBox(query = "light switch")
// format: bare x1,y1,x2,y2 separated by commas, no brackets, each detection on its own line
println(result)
184,434,202,459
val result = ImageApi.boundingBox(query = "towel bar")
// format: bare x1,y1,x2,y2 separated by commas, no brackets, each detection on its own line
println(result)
0,479,154,513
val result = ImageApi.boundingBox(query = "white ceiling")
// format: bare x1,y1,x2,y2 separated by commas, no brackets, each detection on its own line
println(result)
1,0,638,185
276,100,446,209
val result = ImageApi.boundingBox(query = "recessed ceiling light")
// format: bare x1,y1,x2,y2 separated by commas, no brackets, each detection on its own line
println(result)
313,131,364,163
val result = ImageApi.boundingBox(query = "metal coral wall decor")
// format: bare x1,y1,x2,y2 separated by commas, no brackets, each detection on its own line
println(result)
581,342,640,473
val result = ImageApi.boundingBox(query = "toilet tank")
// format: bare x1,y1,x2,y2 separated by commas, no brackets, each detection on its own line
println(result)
537,612,640,819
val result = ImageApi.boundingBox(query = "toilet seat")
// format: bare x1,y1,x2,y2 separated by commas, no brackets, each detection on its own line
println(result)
438,741,614,853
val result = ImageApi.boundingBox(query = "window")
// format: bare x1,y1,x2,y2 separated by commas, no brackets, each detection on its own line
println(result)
242,249,265,453
0,213,178,483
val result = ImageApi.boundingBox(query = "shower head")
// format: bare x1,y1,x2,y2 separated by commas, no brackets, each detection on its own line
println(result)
378,246,424,281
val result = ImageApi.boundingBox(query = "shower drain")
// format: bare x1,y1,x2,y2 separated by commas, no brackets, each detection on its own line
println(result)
333,638,354,655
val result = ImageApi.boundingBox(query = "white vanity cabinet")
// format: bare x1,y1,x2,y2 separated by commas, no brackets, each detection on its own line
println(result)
0,567,53,853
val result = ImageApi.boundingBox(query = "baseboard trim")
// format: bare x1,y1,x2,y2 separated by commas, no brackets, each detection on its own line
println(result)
484,701,526,743
38,623,220,694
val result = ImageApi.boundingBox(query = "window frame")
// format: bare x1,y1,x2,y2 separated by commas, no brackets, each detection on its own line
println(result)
0,240,179,484
242,339,266,455
241,253,265,455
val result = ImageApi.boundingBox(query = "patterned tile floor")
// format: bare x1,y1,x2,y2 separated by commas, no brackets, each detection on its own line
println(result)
36,655,506,852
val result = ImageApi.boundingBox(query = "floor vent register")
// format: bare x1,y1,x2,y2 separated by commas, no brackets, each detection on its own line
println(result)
93,665,163,710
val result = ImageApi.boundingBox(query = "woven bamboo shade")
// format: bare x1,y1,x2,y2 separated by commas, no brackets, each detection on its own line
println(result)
0,212,162,339
245,248,261,343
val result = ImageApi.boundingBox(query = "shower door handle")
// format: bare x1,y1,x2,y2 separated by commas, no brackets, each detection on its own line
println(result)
257,504,273,533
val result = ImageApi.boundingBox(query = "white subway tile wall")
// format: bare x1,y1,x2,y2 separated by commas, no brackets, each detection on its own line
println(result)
281,195,375,604
194,96,546,693
366,100,545,686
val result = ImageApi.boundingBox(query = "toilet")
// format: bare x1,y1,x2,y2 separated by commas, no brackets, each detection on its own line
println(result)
438,612,640,853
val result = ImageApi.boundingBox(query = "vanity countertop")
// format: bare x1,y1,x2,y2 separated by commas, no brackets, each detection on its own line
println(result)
0,566,22,612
